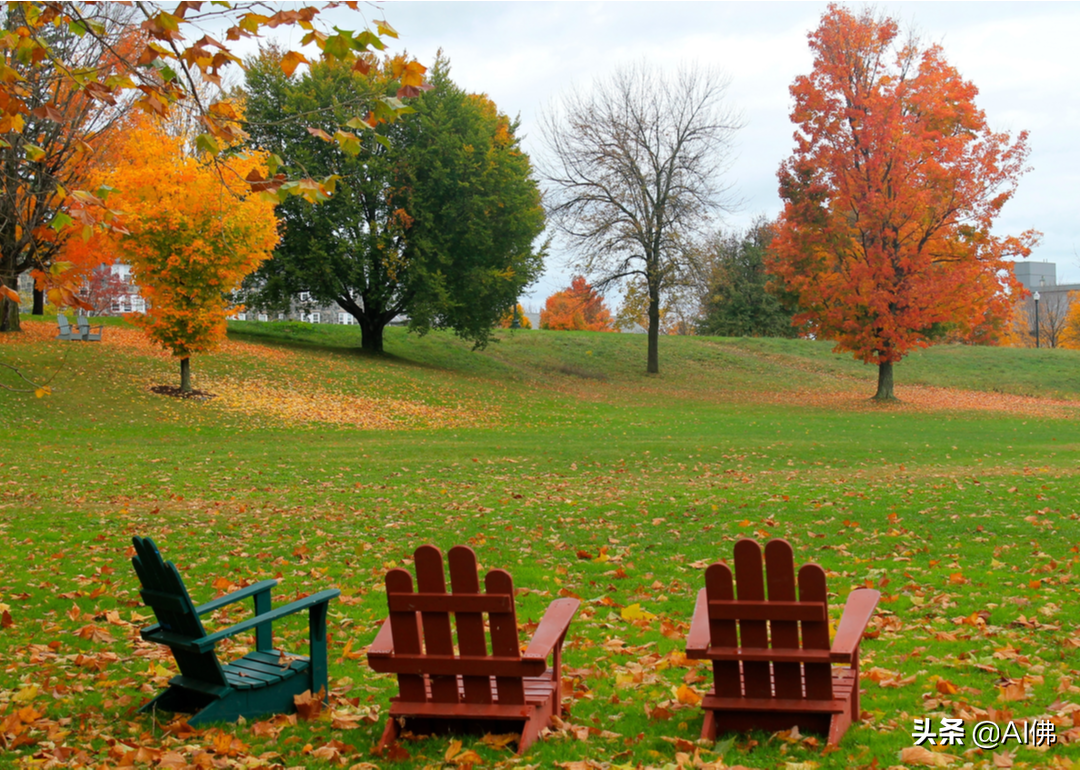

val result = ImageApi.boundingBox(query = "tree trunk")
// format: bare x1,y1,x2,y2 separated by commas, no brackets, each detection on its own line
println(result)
873,360,896,401
0,273,20,332
359,317,385,353
32,288,44,315
179,357,192,393
646,279,660,374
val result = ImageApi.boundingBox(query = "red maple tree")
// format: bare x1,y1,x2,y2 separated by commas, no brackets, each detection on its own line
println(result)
540,276,615,332
768,5,1038,400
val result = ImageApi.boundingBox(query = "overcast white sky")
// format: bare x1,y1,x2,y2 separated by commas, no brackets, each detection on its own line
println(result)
303,1,1080,305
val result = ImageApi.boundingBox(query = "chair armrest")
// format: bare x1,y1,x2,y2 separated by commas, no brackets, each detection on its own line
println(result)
142,579,281,637
686,588,710,658
522,598,579,663
830,588,880,664
192,588,340,653
195,579,278,616
366,618,395,658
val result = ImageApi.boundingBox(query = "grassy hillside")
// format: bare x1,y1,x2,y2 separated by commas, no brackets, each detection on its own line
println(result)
1,318,1079,769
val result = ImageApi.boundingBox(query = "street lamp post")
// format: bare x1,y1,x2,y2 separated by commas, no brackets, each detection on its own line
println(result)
1033,291,1040,349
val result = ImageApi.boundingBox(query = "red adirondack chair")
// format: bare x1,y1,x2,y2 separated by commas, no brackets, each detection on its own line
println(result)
366,544,580,755
686,538,879,745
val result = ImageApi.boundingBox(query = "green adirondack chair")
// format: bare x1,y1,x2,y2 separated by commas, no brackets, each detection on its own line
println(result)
131,536,340,725
56,313,77,341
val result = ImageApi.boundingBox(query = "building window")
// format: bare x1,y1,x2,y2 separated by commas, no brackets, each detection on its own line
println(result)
111,264,131,280
112,297,128,314
310,312,321,323
236,312,247,321
298,291,310,302
130,296,146,313
257,313,268,322
337,312,357,325
278,313,285,320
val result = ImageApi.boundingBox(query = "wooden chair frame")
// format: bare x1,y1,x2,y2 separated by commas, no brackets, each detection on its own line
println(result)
76,316,103,341
686,538,879,745
55,313,77,341
132,536,340,725
367,544,579,755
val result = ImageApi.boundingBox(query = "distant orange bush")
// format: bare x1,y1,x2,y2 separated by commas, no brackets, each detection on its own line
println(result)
540,276,615,332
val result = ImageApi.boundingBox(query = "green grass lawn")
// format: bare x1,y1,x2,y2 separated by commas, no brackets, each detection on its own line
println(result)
1,317,1079,769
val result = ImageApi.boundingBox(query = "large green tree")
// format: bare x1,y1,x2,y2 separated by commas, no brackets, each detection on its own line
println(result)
696,219,798,338
242,54,545,353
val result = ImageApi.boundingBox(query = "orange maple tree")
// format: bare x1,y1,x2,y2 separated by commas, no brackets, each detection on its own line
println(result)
91,116,278,392
540,276,615,332
768,5,1038,400
1062,293,1080,350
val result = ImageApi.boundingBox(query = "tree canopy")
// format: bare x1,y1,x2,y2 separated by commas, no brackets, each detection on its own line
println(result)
768,5,1037,400
241,54,545,353
90,117,279,392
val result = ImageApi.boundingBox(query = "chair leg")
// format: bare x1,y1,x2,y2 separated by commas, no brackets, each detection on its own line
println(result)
516,703,548,756
700,710,717,741
378,717,401,754
827,709,851,746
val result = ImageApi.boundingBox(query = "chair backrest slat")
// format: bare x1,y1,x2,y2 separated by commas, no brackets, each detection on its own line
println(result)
414,545,459,704
765,539,804,700
387,568,427,703
485,568,525,706
732,539,771,700
704,562,740,699
448,546,493,704
798,562,834,700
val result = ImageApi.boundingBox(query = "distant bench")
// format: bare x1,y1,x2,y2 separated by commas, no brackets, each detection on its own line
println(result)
57,313,103,342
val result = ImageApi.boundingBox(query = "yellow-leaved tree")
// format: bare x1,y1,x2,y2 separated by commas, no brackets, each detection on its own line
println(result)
96,117,279,392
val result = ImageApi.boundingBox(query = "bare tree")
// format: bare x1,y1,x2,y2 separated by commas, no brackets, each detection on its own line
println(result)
541,62,743,373
0,2,139,331
1020,291,1073,348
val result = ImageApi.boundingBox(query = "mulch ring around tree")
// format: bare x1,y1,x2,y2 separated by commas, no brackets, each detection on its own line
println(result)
149,385,216,401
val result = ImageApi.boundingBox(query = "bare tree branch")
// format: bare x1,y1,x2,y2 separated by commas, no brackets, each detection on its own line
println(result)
540,61,743,373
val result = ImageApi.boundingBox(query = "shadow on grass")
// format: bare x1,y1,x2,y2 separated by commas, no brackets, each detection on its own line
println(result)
227,327,469,375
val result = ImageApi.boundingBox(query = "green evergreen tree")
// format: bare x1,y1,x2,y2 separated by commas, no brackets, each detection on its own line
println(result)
697,218,798,338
